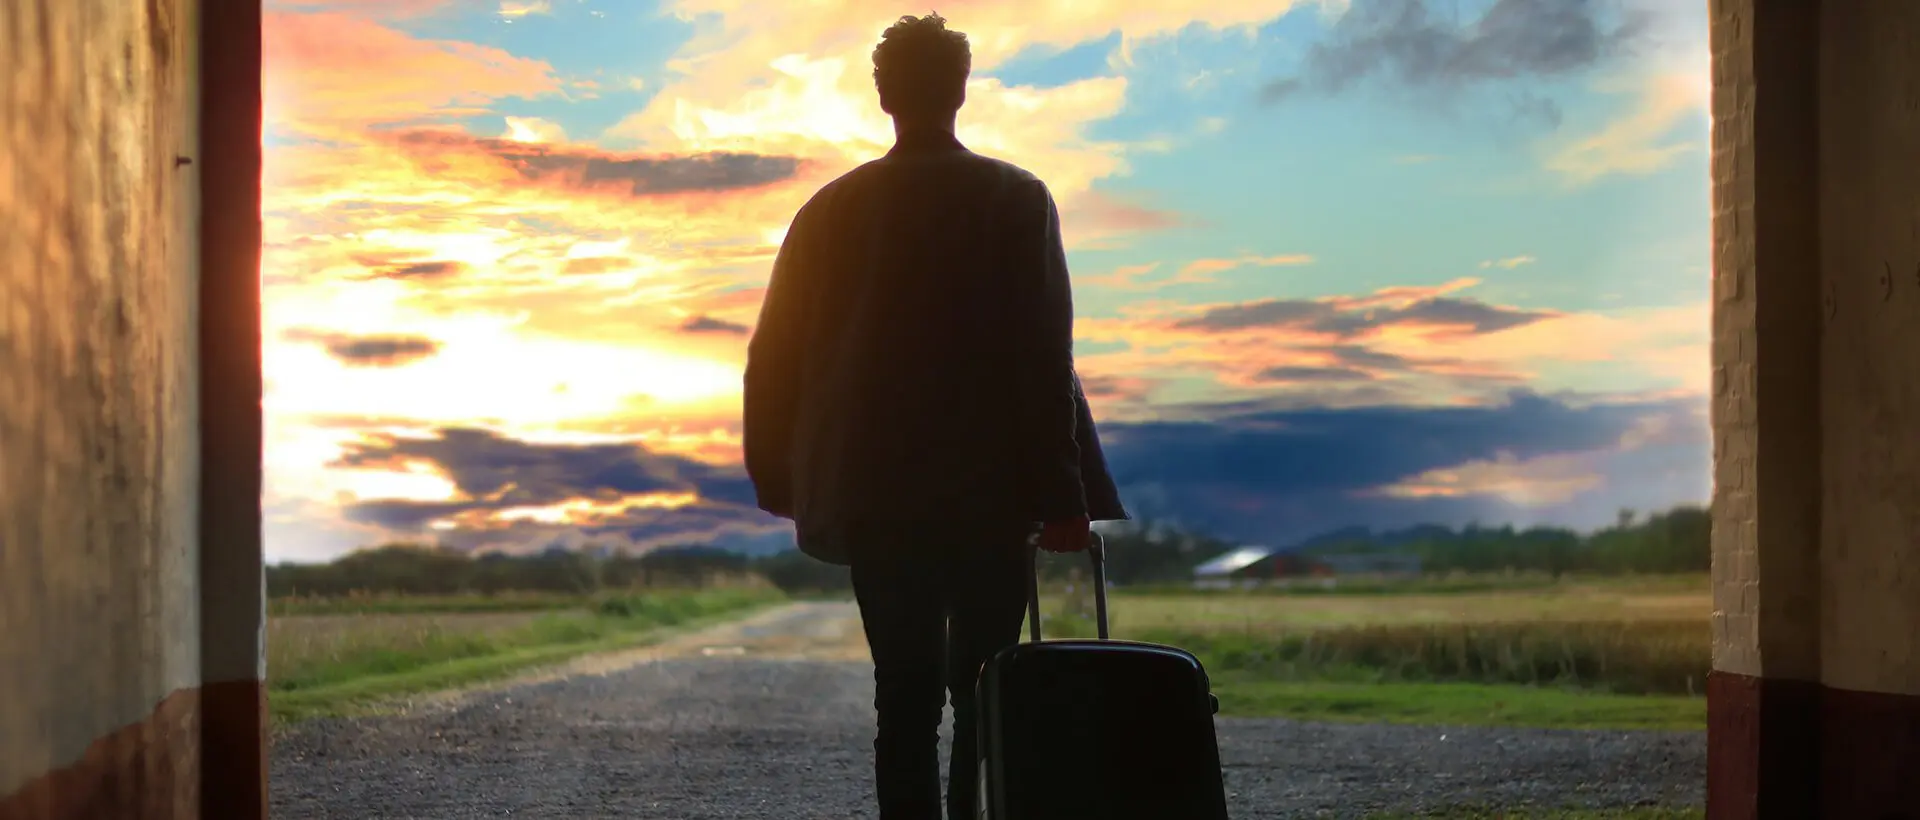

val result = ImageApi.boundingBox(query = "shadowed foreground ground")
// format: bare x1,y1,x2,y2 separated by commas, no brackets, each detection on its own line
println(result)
270,602,1705,818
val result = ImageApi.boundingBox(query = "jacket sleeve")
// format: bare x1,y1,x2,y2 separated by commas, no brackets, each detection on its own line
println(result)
742,212,807,519
1008,180,1088,521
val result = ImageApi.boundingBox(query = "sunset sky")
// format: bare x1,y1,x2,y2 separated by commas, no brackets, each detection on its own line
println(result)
260,0,1713,564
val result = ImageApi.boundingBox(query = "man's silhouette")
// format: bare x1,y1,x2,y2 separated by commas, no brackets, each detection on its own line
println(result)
742,12,1128,820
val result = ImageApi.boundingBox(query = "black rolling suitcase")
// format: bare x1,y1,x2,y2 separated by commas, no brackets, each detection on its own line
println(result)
974,532,1231,820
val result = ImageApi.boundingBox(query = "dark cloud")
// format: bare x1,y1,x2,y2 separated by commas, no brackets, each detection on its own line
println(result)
321,391,1706,557
1256,365,1374,383
350,256,467,281
1094,390,1708,544
333,428,756,511
282,328,442,367
1174,295,1553,335
1391,296,1553,332
391,129,804,197
1505,89,1566,130
1078,374,1158,404
679,315,751,336
1256,344,1516,390
1178,299,1325,331
1257,78,1302,105
1259,0,1650,126
387,260,464,278
1309,344,1434,371
330,428,776,552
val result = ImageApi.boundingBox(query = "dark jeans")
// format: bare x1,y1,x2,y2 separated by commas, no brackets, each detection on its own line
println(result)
849,524,1033,820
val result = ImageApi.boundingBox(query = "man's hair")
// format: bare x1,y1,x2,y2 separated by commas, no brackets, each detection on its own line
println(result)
871,13,971,120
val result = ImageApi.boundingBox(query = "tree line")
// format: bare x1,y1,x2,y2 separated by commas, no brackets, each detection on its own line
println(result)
266,544,765,598
1295,506,1709,577
266,505,1708,598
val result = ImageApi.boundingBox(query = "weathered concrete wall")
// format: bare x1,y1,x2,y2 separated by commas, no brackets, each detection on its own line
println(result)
1815,0,1920,703
1709,0,1920,817
0,0,203,815
1812,1,1920,813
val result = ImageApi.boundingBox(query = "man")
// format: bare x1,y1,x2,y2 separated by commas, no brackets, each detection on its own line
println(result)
741,12,1128,820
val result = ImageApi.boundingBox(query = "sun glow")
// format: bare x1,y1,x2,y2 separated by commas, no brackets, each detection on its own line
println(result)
424,491,705,528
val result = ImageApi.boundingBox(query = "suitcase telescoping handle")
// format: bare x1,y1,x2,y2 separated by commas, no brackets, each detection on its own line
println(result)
1027,530,1109,642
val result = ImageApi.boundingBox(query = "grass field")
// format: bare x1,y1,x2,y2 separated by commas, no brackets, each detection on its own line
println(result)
270,591,589,617
1039,575,1710,730
1077,577,1706,630
267,587,784,724
265,575,1711,731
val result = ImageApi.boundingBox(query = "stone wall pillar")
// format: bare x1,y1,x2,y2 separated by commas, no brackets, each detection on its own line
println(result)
1706,1,1822,817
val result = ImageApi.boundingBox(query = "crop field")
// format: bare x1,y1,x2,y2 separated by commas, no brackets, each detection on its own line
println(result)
1040,575,1711,729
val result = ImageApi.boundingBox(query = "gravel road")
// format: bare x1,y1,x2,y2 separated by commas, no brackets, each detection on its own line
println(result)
270,602,1705,819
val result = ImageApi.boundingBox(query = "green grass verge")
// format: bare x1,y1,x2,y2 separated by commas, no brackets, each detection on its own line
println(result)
1213,675,1704,731
269,589,783,725
1366,808,1703,819
270,591,595,616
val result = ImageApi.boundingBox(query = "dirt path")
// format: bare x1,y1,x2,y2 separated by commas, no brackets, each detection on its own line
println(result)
270,601,1705,818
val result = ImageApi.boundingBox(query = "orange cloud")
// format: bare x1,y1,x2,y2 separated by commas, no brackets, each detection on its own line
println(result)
1368,450,1606,505
1367,408,1699,506
1081,253,1313,291
1071,280,1704,411
1545,64,1709,185
1061,191,1187,250
443,491,701,530
1078,374,1159,405
497,0,550,17
1177,253,1315,279
1080,262,1165,289
268,0,459,15
264,11,562,134
382,128,808,200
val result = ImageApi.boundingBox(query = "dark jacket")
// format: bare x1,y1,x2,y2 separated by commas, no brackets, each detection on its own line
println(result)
742,130,1128,565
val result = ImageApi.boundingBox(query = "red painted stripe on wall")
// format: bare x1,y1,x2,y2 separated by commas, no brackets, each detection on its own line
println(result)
0,689,201,819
